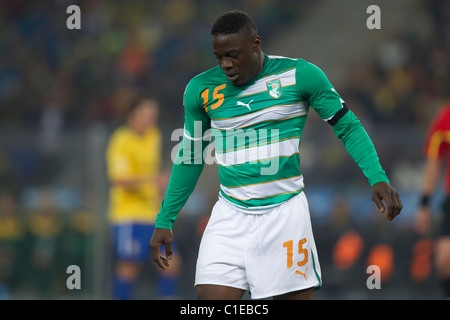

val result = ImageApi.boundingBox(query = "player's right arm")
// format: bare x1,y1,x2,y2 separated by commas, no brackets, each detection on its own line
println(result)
150,78,211,270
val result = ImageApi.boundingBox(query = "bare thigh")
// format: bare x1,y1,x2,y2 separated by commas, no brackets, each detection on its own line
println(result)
273,287,314,300
196,284,314,300
196,284,246,300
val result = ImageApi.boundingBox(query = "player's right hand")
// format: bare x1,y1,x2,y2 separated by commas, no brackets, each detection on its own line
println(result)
371,181,403,221
149,227,173,270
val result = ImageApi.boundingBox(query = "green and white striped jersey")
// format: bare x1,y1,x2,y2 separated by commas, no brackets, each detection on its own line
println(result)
156,55,388,228
182,55,344,210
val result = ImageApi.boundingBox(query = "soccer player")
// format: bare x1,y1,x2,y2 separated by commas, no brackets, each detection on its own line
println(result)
149,10,402,300
106,98,179,299
415,102,450,299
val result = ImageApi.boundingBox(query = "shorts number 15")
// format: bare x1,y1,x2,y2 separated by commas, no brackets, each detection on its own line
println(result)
283,238,308,269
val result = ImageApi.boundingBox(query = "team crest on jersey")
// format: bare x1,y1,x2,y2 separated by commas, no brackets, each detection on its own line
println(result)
266,79,282,99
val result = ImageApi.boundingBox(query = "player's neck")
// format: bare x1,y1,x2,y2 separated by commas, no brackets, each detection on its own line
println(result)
255,50,265,78
247,51,265,84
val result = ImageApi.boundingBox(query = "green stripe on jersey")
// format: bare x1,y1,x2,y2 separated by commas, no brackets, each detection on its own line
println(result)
218,153,301,188
212,116,306,154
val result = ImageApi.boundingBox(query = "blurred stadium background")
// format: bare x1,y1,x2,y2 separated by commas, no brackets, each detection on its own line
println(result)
0,0,448,299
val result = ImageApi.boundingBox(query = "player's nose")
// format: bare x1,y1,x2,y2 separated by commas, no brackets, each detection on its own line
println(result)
220,57,233,70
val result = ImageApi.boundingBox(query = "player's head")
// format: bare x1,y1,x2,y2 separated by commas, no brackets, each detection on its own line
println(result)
211,10,264,87
127,98,159,134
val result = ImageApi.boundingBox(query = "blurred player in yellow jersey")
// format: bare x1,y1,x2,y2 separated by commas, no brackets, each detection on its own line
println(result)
106,98,179,299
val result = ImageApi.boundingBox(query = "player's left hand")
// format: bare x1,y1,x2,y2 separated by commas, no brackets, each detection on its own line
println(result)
371,182,403,221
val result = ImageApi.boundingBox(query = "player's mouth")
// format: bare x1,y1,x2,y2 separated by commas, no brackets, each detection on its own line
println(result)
226,73,239,81
226,73,242,85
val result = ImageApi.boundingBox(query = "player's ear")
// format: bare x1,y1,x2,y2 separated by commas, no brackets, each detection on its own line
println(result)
252,35,261,50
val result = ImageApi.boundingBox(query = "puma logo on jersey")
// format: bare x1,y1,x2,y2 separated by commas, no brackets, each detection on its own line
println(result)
295,268,308,280
237,100,253,110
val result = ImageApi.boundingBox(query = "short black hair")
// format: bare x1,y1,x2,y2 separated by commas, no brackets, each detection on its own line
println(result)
211,10,257,37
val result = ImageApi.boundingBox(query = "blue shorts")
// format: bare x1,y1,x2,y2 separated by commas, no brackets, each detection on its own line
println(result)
112,223,155,261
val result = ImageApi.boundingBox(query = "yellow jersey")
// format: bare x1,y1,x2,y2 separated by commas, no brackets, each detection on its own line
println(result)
106,126,162,224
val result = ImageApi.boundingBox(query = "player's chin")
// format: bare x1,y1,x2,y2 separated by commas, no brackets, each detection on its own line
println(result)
227,74,245,86
231,78,246,87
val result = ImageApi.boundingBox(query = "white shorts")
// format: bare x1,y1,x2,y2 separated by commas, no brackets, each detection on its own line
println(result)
195,192,322,299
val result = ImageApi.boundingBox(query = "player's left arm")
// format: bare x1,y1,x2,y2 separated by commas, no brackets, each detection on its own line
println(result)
332,110,402,221
150,78,211,270
296,60,402,221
